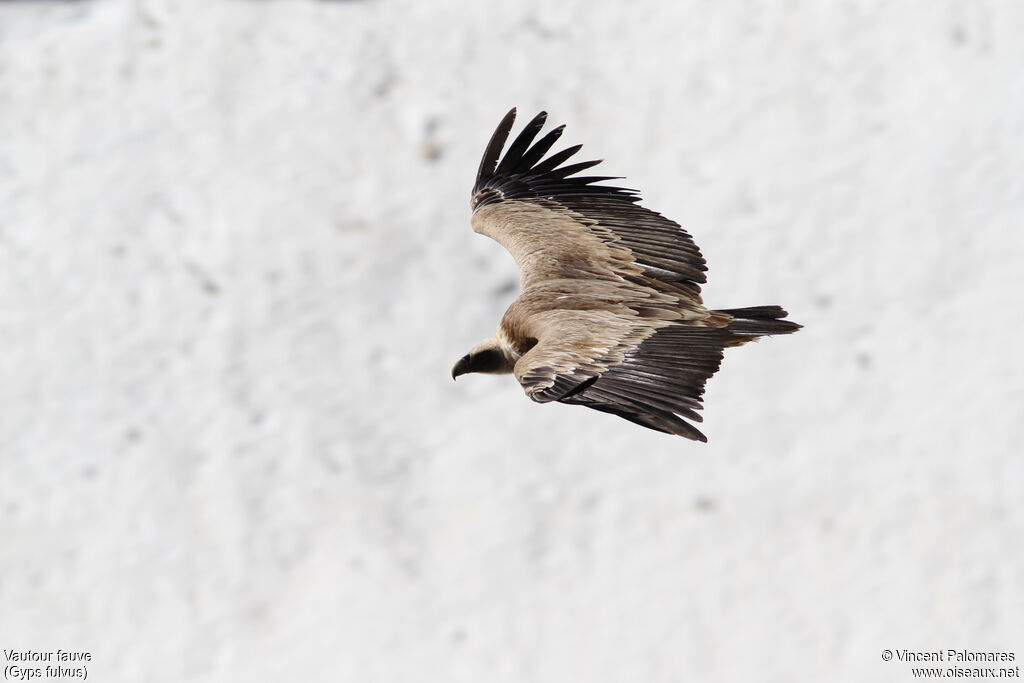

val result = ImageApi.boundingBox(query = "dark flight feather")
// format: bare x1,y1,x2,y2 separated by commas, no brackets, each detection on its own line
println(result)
474,108,518,189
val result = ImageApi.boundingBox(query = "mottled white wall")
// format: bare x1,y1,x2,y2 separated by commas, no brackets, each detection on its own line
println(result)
1,1,1022,681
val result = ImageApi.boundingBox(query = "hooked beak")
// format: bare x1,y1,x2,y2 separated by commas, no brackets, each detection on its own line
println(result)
451,354,471,380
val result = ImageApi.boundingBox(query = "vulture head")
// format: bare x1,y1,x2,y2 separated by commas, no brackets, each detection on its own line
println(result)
451,338,517,379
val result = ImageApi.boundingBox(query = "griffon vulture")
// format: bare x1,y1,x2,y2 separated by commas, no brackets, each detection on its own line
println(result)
452,109,800,441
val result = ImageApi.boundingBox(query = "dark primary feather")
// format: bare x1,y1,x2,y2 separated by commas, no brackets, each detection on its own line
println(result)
531,144,583,175
512,125,565,173
474,108,518,191
494,112,549,177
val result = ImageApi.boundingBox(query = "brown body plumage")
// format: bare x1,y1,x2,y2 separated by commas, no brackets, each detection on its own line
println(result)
452,109,800,441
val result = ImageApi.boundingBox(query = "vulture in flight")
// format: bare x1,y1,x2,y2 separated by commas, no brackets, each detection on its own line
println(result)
452,109,800,441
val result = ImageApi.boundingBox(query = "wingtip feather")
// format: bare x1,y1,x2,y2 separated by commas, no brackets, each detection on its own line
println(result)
475,108,518,186
494,111,549,176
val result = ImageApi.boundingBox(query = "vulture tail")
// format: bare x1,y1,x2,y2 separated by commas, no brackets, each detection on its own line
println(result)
717,306,802,347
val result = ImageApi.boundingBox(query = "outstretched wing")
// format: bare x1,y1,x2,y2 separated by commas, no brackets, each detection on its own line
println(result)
471,108,707,301
512,310,729,442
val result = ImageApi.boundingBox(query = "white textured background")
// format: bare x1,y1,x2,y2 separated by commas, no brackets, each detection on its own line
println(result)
1,1,1022,681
